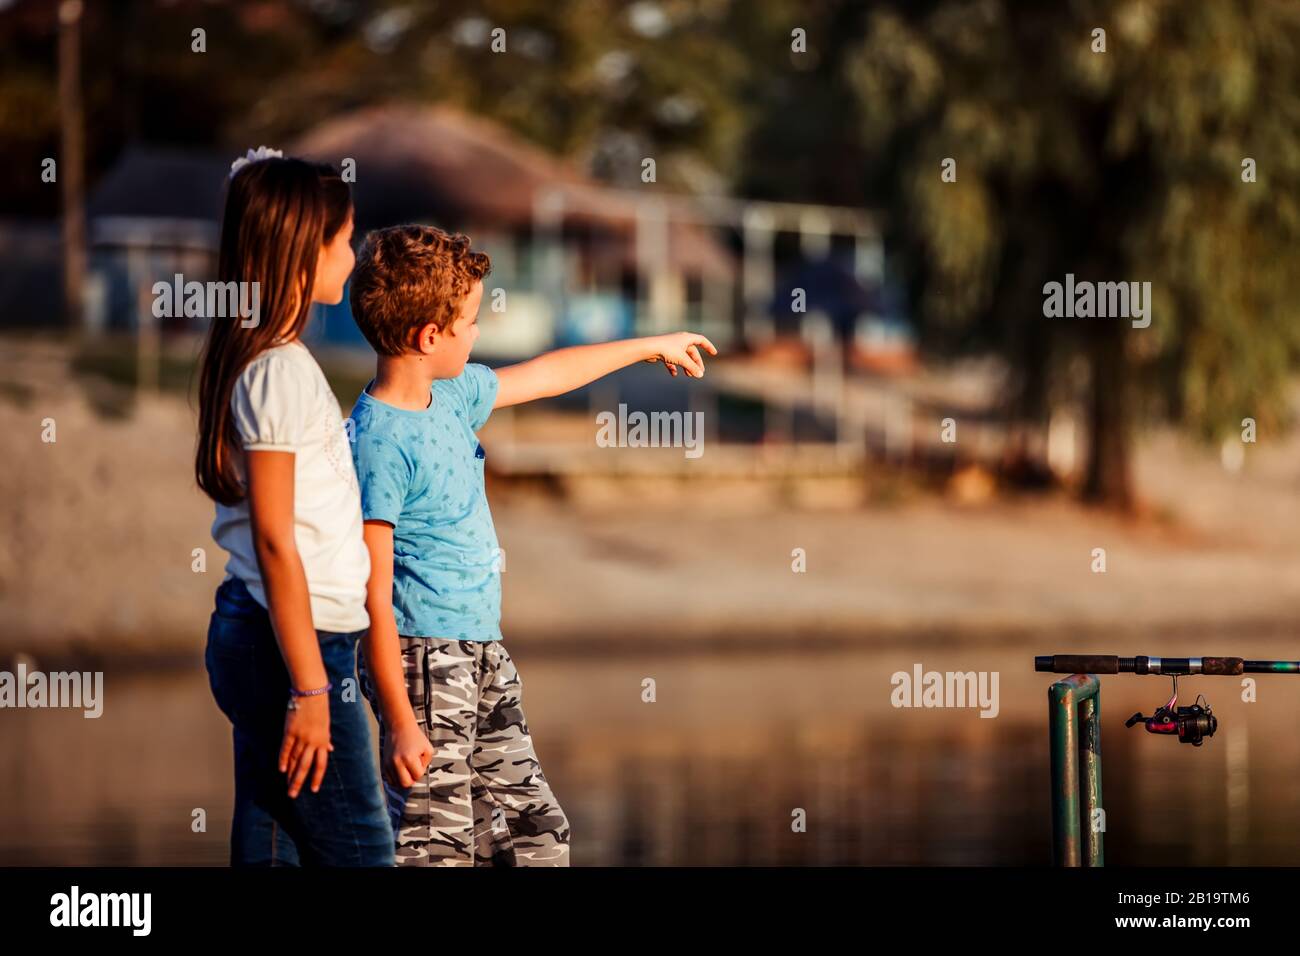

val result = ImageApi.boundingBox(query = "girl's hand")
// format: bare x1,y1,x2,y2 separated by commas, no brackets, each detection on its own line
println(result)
383,718,434,789
280,693,333,798
645,332,718,378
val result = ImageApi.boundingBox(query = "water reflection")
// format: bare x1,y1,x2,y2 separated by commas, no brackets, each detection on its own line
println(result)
3,644,1299,865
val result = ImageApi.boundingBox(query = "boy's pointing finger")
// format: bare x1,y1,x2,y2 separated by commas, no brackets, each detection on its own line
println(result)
687,345,706,372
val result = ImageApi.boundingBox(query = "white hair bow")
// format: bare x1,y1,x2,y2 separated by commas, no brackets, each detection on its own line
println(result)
229,145,284,179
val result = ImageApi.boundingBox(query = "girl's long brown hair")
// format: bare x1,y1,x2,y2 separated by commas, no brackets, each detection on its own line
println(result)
196,157,351,505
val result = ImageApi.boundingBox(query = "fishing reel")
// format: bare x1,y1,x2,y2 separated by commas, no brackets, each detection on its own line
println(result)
1124,675,1217,746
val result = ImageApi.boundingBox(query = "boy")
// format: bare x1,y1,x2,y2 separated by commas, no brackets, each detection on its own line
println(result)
347,224,716,866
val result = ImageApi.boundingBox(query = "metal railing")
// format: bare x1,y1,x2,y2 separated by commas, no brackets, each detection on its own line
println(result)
1047,674,1103,866
1036,653,1300,867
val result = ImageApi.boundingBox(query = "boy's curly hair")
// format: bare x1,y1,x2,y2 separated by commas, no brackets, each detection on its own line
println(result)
349,224,491,356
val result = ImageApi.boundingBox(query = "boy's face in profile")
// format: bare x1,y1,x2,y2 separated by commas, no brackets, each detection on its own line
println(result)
422,280,483,378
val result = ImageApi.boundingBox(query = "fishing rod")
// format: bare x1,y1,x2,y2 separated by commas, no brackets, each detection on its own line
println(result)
1035,654,1300,748
1035,655,1300,675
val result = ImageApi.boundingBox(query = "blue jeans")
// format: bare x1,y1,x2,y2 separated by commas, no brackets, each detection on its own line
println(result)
205,577,394,866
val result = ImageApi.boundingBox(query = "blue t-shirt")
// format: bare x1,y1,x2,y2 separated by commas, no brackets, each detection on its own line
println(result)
350,363,502,641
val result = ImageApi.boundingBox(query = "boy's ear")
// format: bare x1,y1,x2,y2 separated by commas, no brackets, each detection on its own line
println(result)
414,322,440,355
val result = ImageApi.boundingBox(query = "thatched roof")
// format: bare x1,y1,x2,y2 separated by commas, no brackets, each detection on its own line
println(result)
292,104,734,278
86,107,735,278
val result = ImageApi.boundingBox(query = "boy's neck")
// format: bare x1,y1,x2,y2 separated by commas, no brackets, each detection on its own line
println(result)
369,354,436,411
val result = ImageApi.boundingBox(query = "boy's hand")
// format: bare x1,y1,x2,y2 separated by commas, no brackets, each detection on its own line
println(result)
645,332,718,378
383,718,434,789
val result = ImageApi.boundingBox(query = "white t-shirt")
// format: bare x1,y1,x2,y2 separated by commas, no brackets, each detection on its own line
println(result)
211,340,370,633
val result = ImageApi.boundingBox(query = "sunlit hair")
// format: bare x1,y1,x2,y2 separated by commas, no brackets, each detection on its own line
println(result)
349,224,491,356
195,157,351,505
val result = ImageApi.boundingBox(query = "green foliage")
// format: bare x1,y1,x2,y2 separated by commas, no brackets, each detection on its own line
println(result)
6,0,1297,452
846,0,1300,442
237,0,753,193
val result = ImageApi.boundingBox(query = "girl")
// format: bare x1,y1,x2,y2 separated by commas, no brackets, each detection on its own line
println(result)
196,151,394,866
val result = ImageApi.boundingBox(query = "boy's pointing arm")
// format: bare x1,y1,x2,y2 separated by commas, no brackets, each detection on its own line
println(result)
493,332,718,409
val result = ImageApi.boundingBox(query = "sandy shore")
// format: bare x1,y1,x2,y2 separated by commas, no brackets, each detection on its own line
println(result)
3,341,1299,664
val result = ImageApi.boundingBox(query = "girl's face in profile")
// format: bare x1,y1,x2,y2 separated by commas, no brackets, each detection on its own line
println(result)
311,210,356,306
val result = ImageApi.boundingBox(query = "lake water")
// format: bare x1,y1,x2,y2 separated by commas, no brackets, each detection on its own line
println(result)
3,642,1299,865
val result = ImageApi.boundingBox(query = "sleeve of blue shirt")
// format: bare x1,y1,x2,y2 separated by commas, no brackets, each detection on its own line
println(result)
354,433,412,527
455,363,500,431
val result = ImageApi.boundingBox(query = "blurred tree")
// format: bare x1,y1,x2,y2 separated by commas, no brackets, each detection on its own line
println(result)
0,0,337,216
846,0,1300,508
7,0,1298,513
0,0,755,213
721,0,873,206
222,0,753,194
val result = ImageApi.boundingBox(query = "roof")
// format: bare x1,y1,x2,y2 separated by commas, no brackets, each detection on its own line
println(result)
85,106,735,278
291,104,734,278
86,147,230,223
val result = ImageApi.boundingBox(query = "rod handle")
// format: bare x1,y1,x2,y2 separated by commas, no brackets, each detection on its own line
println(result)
1200,657,1244,675
1035,655,1119,674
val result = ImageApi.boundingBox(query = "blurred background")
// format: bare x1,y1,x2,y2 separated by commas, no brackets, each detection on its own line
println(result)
2,0,1300,865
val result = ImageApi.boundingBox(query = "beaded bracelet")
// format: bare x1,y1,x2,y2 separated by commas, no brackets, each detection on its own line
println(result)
286,682,332,710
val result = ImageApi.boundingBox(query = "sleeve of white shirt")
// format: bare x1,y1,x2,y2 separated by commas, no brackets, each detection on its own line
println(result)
231,352,313,451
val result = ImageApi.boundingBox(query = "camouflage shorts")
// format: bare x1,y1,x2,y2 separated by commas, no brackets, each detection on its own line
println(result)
359,638,571,866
